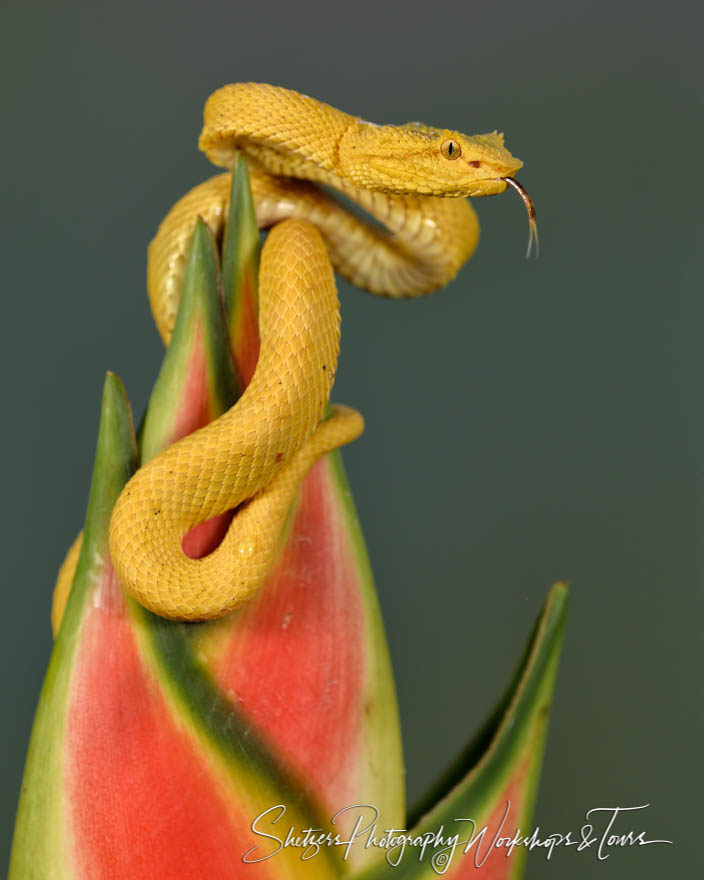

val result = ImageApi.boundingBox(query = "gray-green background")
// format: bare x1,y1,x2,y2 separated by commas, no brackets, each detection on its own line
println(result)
2,0,701,875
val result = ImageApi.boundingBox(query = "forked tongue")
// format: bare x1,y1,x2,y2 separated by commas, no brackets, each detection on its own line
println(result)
502,176,539,258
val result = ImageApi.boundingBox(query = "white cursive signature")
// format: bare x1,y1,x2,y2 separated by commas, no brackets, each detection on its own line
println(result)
242,801,672,872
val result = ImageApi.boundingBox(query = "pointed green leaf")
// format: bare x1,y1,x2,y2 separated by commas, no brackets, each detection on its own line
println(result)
140,217,237,463
221,152,261,391
354,583,568,880
10,373,137,880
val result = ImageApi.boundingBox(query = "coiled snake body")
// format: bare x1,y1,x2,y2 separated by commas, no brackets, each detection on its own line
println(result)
99,84,527,621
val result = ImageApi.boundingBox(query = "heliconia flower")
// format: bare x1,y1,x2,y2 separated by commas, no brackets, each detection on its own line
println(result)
10,156,567,880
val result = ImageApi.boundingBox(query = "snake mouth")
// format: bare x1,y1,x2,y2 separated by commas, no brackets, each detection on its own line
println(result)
501,177,539,259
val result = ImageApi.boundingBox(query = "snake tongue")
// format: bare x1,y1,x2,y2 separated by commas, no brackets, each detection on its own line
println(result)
502,176,539,258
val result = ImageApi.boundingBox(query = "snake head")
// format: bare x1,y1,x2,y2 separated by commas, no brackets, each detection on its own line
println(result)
338,119,523,197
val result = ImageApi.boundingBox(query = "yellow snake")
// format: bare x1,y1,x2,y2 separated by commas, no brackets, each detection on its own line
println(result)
57,83,532,625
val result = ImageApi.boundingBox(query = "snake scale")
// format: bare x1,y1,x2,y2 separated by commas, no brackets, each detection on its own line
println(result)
56,83,534,625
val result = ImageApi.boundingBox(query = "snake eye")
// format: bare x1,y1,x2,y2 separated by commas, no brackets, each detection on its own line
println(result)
441,138,461,160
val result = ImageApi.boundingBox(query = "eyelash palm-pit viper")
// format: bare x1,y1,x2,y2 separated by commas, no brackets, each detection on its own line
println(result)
70,83,534,623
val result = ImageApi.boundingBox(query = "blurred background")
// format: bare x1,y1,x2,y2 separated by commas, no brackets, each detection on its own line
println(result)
1,0,701,875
